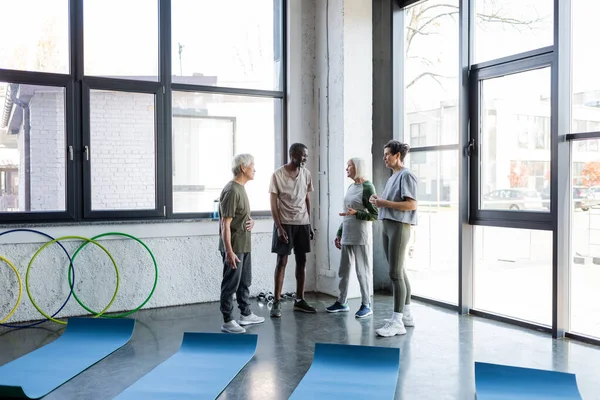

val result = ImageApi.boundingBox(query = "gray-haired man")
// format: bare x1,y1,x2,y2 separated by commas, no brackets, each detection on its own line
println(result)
219,153,265,333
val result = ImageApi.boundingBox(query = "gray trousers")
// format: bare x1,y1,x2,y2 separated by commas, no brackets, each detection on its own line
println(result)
220,252,252,323
382,220,412,313
337,244,372,306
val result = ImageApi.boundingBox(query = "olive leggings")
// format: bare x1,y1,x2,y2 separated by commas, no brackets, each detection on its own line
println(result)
382,219,412,313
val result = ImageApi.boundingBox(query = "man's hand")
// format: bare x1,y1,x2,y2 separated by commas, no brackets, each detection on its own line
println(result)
309,226,315,240
246,218,255,232
334,236,341,250
226,250,240,269
277,226,289,243
339,207,357,217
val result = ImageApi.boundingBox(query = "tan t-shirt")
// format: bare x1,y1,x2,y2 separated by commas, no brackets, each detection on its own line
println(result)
269,166,314,225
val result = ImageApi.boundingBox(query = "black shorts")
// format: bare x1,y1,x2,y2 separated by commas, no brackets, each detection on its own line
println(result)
271,224,312,255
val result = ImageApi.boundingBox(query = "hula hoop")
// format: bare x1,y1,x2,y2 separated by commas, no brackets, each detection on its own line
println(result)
0,256,22,324
0,229,75,329
69,232,158,318
26,236,119,325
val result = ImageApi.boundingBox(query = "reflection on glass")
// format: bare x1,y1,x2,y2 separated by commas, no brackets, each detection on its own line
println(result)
474,226,552,326
84,0,159,80
0,1,69,74
171,0,282,90
0,82,66,212
89,90,156,211
404,150,458,304
479,68,551,212
171,92,279,213
474,0,553,63
403,0,458,146
572,0,600,134
571,139,600,338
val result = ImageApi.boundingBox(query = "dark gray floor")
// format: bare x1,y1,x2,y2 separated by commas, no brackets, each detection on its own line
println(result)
2,293,600,399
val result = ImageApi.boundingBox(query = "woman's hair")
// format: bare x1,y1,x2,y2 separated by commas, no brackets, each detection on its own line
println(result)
349,157,368,180
232,153,254,176
384,140,410,162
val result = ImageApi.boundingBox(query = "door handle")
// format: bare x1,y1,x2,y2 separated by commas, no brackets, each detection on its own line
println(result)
466,138,476,156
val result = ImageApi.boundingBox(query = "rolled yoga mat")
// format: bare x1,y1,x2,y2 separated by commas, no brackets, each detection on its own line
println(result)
0,318,135,399
289,343,401,400
474,361,582,400
114,332,258,400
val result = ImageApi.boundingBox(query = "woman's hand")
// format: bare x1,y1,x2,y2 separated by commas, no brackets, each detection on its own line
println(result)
245,218,255,231
369,194,381,207
338,207,357,216
334,236,342,250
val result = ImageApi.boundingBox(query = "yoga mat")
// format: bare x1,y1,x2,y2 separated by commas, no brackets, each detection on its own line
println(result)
475,362,582,400
114,332,258,400
0,318,135,399
289,343,400,400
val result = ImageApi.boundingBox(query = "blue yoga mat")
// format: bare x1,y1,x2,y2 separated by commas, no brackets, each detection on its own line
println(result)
289,343,400,400
475,361,582,399
114,332,258,400
0,318,135,399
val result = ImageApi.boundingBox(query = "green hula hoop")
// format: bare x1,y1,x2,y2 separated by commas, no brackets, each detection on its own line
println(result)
26,236,119,325
68,232,158,319
0,256,23,324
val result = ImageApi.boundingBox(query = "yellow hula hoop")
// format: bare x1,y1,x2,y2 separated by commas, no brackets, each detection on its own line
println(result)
0,256,23,324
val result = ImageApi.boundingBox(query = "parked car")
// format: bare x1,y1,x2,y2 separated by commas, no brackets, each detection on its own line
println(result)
581,186,600,211
541,185,591,211
482,188,544,211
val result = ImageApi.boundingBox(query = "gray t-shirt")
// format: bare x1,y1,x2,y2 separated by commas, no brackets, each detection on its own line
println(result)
378,168,418,225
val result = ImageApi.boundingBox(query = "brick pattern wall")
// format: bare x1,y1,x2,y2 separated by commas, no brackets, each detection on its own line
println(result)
89,91,156,210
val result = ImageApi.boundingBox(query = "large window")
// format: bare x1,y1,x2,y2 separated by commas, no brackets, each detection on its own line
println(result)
0,0,285,222
474,0,553,64
571,139,600,338
171,92,280,213
478,68,551,212
401,0,459,304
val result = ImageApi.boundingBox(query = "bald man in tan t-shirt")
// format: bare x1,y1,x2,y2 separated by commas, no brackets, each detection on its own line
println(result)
269,143,317,317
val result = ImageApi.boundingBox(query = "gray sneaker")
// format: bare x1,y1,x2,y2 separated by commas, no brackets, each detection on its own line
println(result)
221,320,246,334
294,299,317,313
239,313,265,326
270,301,282,318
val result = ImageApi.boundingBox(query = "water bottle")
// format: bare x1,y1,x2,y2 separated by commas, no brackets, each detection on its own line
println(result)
212,199,219,220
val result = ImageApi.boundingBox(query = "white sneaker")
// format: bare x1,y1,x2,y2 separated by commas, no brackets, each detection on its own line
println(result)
221,320,246,334
376,320,407,337
384,315,415,327
239,313,265,326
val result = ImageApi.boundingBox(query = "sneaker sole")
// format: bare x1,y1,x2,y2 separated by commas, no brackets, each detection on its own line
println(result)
326,308,349,313
270,312,282,318
355,311,373,318
376,328,407,337
221,327,246,334
294,307,317,313
239,319,265,326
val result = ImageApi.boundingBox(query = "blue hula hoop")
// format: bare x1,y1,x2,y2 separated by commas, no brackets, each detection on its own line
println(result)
0,229,75,329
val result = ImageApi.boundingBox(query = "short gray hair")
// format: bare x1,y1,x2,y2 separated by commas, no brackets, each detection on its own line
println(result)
349,157,368,180
232,153,254,176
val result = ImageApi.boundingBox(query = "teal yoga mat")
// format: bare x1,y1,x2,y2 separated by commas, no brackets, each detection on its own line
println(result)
115,332,258,400
475,362,582,399
0,318,135,399
289,343,401,400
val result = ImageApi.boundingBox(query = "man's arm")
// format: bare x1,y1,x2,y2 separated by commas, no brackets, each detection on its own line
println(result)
220,217,240,268
305,193,314,239
378,198,417,211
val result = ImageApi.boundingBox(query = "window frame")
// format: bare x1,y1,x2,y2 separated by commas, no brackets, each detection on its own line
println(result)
0,0,286,224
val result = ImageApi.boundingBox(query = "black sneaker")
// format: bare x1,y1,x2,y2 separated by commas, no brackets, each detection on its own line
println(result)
270,301,282,318
293,299,317,313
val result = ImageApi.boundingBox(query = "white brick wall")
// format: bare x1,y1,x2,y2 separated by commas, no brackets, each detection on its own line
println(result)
89,91,156,210
29,91,66,211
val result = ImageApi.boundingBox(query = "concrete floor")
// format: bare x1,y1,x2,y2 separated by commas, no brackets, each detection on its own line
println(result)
1,293,600,399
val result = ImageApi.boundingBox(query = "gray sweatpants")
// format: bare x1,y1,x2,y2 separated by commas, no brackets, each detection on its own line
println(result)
220,252,252,323
382,220,412,313
337,244,372,306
